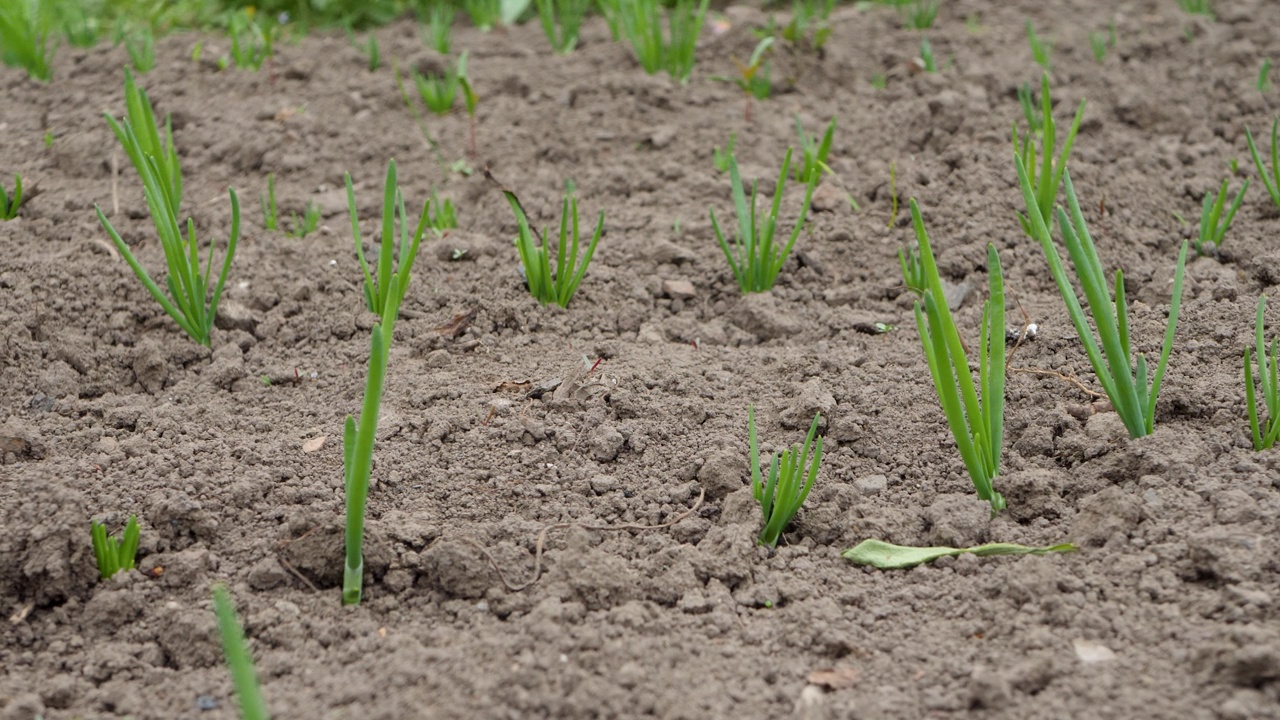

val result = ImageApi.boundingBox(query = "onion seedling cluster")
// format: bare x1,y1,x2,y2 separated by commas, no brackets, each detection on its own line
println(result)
908,200,1007,513
424,3,453,53
749,408,823,548
97,71,240,347
1246,296,1280,451
900,0,938,30
536,0,590,53
607,0,709,83
413,54,465,116
91,515,140,580
1195,178,1248,255
794,115,836,185
1016,162,1188,440
711,149,817,294
0,0,56,80
501,186,604,308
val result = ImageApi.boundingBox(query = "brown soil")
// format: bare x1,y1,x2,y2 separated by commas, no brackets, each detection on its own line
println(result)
3,1,1280,718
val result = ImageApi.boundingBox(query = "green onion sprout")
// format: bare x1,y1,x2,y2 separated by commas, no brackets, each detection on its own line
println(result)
91,515,140,580
909,200,1007,513
711,149,816,293
0,0,56,80
1012,71,1085,239
1245,119,1280,209
750,407,823,548
213,585,270,720
608,0,709,83
1,174,22,220
1016,160,1188,440
1246,295,1280,451
343,160,429,606
261,173,278,231
536,0,590,53
501,186,604,307
1195,178,1248,255
794,115,836,185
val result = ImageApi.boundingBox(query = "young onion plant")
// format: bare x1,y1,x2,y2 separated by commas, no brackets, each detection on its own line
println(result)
1245,119,1280,209
343,160,429,606
97,74,239,347
1195,178,1248,255
536,0,590,53
711,150,817,293
0,0,56,80
412,53,463,116
91,515,140,580
909,200,1007,513
1246,296,1280,450
749,407,823,548
1,174,22,220
794,115,836,185
501,186,604,307
1016,160,1188,439
1013,72,1084,239
213,585,270,720
609,0,709,83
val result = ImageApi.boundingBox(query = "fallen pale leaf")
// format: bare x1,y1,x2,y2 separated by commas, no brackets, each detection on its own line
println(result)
302,436,327,453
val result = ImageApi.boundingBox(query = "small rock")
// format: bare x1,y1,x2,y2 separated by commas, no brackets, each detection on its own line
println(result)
697,450,745,499
924,494,990,547
855,474,887,496
214,300,258,335
588,425,625,462
649,125,678,149
662,279,696,300
810,182,845,213
1072,639,1116,664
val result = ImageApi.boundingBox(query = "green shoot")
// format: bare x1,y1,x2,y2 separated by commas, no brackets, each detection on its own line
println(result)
909,200,1007,512
424,3,453,53
43,131,53,147
609,0,710,83
465,0,501,30
1017,82,1042,135
114,68,182,212
1260,59,1274,94
97,74,238,347
346,28,380,72
900,0,938,30
1026,21,1051,69
344,160,428,319
0,0,56,81
710,150,817,294
537,0,590,53
1,174,23,220
870,73,887,90
750,407,823,548
1195,178,1248,255
917,37,936,72
1089,20,1116,63
343,160,429,606
1016,161,1188,440
794,115,836,185
713,132,736,173
500,185,604,307
1246,296,1280,451
428,191,457,233
886,162,898,228
227,9,275,71
261,173,278,231
212,586,270,720
1245,119,1280,209
412,57,461,116
125,27,155,74
843,539,1077,569
458,55,479,156
779,0,835,52
898,243,924,296
289,202,319,239
733,37,773,121
502,0,533,25
91,515,140,580
1178,0,1214,18
1013,72,1085,239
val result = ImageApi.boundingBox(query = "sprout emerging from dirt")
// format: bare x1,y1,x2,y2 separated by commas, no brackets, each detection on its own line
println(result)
500,184,604,308
1246,295,1280,451
213,585,270,719
1245,119,1280,209
1195,177,1248,255
91,515,140,580
750,408,823,548
1012,72,1084,240
1,174,23,220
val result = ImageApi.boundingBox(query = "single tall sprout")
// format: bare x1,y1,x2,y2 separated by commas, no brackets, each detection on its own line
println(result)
1245,296,1280,450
